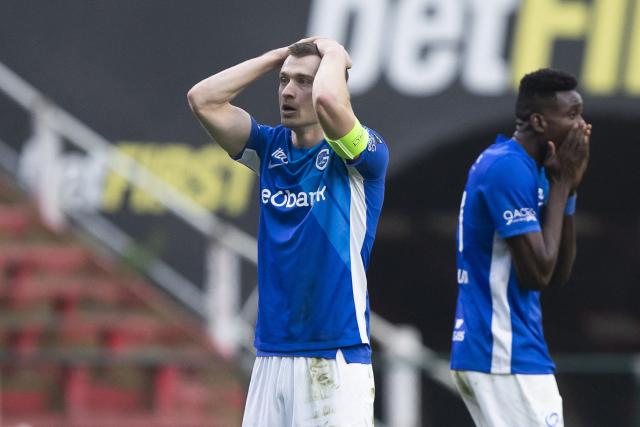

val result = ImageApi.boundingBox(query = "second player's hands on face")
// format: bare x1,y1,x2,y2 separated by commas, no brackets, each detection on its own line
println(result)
544,123,591,192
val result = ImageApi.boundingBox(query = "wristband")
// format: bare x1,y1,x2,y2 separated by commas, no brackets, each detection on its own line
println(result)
325,119,367,160
565,194,577,216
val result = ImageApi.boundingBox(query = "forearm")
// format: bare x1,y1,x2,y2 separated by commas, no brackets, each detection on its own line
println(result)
312,48,353,140
536,180,572,283
313,49,350,107
511,180,573,290
188,50,284,110
548,214,576,286
187,48,286,157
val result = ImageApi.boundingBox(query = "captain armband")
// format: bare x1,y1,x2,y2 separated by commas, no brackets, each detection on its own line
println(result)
325,119,368,160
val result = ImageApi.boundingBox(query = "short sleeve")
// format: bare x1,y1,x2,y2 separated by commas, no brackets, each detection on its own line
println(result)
481,157,541,239
232,117,268,174
346,127,389,181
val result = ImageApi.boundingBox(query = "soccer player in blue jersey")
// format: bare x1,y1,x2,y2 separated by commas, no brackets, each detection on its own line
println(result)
188,37,388,426
450,69,590,426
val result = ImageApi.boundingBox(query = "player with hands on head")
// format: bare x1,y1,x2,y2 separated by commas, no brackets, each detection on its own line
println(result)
449,68,590,427
188,36,388,427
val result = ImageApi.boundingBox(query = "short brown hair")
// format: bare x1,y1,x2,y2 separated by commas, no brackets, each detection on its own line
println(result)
287,41,349,81
288,42,320,58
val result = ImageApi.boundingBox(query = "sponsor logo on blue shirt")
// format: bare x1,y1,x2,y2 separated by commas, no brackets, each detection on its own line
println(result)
502,207,537,226
261,186,327,208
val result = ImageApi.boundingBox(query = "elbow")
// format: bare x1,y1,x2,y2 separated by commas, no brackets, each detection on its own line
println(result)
186,85,203,111
548,261,576,288
516,266,554,291
547,276,569,289
187,83,215,112
518,276,550,291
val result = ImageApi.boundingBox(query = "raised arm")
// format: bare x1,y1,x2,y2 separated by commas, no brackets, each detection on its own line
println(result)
547,209,576,286
187,47,289,157
507,124,590,290
506,179,572,290
311,39,356,141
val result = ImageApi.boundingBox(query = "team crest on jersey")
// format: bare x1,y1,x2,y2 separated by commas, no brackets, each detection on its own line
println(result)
268,147,288,169
315,148,330,170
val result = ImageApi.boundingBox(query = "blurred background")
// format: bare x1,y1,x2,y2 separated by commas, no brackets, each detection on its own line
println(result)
1,0,639,426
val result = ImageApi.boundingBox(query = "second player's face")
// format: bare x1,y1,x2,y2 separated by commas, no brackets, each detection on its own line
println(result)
543,90,586,146
278,55,321,129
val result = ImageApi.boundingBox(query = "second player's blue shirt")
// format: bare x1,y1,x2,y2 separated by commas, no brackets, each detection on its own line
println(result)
450,135,555,374
234,118,388,363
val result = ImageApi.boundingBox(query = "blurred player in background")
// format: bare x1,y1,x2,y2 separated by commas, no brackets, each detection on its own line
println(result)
450,69,590,426
188,37,388,426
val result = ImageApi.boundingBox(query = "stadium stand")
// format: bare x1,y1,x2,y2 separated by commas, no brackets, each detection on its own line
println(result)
0,176,245,427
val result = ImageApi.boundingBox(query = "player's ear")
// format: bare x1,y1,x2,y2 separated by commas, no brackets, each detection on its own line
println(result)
529,113,546,133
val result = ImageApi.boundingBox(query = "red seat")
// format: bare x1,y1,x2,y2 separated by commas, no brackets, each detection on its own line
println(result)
0,177,244,425
0,390,48,414
0,244,90,273
0,205,31,235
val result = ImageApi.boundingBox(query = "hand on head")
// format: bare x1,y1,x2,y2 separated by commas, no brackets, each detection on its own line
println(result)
269,46,291,66
289,37,352,69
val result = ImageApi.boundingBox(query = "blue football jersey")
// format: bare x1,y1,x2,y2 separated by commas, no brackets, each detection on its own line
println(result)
450,135,555,374
234,118,388,362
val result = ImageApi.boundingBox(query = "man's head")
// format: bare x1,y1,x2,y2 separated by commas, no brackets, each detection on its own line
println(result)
278,42,322,129
515,68,585,146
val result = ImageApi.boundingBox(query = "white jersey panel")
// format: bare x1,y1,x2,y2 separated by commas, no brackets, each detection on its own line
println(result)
348,166,369,344
237,148,260,174
489,233,513,374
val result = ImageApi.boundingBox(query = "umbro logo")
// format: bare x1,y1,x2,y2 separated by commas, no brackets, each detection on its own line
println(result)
268,147,288,169
538,187,545,207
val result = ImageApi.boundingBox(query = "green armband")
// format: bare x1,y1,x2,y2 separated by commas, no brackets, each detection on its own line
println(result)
325,119,368,160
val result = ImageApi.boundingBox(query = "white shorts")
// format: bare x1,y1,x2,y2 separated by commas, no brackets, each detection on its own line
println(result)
242,350,375,427
451,370,564,427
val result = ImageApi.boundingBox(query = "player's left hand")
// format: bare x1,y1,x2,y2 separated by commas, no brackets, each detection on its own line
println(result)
291,36,352,69
571,122,591,190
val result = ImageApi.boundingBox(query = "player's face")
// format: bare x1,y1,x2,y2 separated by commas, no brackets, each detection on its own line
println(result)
278,55,321,129
542,90,586,147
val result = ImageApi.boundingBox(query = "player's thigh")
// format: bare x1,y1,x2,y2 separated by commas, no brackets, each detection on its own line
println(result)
292,351,375,427
514,373,564,427
458,371,563,427
242,356,291,427
450,370,491,427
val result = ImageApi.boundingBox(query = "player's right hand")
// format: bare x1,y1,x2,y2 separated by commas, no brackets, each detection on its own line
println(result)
267,46,291,66
545,123,591,190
